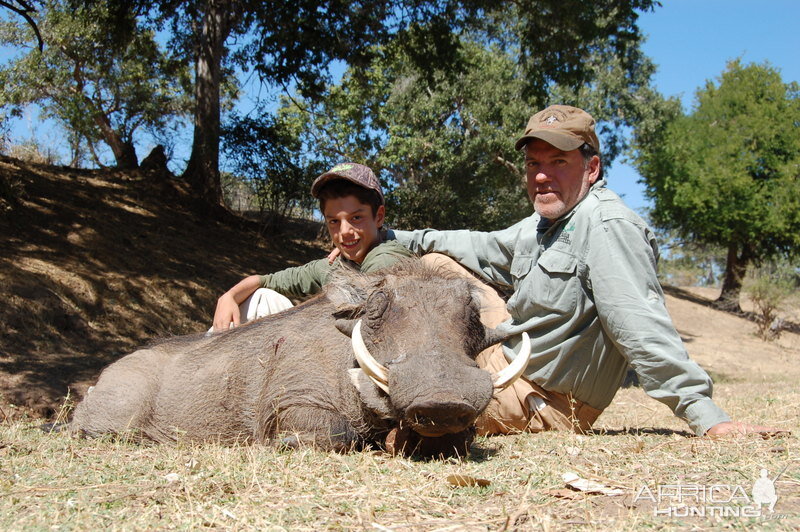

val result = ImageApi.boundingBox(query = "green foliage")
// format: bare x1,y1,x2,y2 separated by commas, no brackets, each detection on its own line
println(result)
221,108,323,225
493,0,658,103
108,0,487,205
95,0,658,210
287,2,665,231
637,60,800,255
0,0,191,168
0,0,44,50
634,61,800,304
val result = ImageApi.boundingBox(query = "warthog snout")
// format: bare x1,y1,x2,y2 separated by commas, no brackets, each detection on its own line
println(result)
406,399,479,437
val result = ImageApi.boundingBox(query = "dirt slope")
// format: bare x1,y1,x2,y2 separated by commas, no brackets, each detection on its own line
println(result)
0,156,327,417
663,285,799,384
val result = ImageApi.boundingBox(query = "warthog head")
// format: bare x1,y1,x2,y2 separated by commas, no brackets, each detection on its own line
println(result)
328,260,528,450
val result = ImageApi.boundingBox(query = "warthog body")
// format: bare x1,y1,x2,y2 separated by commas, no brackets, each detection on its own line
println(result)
70,260,526,455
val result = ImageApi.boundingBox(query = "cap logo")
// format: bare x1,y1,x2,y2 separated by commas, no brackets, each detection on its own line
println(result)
330,163,353,172
539,109,567,128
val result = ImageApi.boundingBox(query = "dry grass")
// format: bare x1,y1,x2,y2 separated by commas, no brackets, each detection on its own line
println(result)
1,368,798,530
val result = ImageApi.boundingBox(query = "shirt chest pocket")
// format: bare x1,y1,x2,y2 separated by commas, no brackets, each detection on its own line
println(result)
510,249,579,315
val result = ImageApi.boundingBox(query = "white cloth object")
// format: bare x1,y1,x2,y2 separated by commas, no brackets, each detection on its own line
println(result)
526,395,548,412
208,288,294,334
240,288,293,323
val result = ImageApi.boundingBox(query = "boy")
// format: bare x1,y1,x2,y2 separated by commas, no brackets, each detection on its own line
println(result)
212,162,411,331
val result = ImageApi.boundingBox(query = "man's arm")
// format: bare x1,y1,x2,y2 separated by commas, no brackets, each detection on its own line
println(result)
389,223,525,291
588,217,788,437
588,217,729,435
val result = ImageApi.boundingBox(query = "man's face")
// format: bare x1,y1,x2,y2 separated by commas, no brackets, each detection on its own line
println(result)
524,139,600,220
323,195,385,264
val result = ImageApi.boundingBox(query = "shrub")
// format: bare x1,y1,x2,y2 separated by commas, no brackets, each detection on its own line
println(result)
744,267,796,341
5,139,59,165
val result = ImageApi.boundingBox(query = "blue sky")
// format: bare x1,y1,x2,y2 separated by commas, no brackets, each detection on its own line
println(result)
612,0,800,213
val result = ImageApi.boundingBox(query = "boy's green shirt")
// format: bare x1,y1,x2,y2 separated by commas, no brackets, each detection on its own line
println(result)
258,239,412,300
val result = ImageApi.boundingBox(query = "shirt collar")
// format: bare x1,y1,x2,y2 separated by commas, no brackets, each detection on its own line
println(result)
536,178,607,234
335,231,386,270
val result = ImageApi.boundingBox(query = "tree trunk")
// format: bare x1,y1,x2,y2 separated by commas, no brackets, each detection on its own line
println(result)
84,137,108,169
182,0,230,210
93,114,138,170
715,241,749,312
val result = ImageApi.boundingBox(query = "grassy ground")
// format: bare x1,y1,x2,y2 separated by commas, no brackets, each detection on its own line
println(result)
1,386,797,530
1,157,798,530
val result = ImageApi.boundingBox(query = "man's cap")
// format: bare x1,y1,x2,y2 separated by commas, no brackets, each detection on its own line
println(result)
311,162,384,205
514,105,600,153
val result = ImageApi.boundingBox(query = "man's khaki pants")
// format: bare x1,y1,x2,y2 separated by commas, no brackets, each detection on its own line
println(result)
420,254,602,436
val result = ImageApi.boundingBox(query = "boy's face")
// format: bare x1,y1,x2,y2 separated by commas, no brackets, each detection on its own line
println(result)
323,195,385,264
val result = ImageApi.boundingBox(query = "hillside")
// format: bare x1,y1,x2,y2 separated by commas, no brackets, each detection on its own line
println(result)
1,156,798,421
0,156,328,417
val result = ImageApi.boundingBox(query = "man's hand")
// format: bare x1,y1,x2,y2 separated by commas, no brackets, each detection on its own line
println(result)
706,421,790,439
327,247,340,264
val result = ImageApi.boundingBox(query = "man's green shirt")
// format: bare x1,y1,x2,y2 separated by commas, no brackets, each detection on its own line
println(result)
390,180,729,436
258,239,412,300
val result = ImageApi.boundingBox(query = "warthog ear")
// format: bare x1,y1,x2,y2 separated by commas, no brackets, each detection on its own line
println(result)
327,283,367,319
348,369,395,419
334,318,357,337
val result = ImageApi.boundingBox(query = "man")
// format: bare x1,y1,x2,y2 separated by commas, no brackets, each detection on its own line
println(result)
213,162,411,331
388,105,784,437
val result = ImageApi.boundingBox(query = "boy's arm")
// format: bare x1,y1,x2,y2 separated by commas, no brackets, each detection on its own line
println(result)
213,259,332,331
213,274,262,331
261,258,332,300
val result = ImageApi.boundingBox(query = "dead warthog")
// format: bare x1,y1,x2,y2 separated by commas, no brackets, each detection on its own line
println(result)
69,259,529,456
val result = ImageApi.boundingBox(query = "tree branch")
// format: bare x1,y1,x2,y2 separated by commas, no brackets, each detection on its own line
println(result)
494,154,523,179
0,0,44,52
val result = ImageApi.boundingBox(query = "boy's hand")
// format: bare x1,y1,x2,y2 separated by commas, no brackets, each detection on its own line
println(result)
213,292,241,331
211,275,261,331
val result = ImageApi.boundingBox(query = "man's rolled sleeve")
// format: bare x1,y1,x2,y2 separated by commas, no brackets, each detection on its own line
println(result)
684,398,731,436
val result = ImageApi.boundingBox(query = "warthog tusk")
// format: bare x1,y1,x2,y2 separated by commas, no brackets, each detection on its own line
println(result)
351,320,390,393
493,332,531,391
